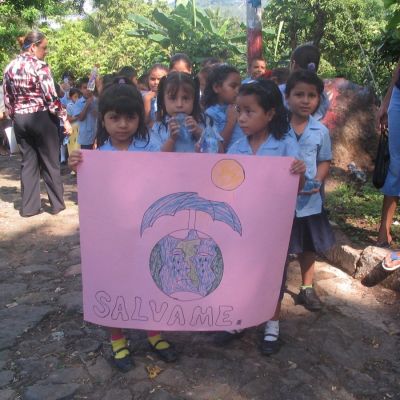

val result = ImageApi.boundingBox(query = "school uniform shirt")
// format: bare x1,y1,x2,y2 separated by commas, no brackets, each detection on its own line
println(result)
150,118,222,153
205,104,245,150
72,96,97,145
288,116,332,217
227,133,300,158
99,136,161,152
279,83,330,121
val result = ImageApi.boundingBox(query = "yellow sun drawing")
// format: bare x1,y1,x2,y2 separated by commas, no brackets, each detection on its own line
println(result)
211,159,245,191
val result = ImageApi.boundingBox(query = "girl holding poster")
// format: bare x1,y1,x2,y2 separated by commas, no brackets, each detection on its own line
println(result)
69,78,178,372
151,71,223,153
222,79,306,348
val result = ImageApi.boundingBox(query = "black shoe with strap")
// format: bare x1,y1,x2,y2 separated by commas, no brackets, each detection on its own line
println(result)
260,334,281,356
112,346,134,373
149,339,178,363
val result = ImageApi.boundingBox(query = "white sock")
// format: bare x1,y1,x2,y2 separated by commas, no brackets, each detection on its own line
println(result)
264,320,279,342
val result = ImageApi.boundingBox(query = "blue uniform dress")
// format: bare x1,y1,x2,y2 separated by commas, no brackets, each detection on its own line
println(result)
382,83,400,197
72,96,98,146
205,104,245,151
287,116,335,254
99,136,161,152
150,116,222,153
228,132,300,300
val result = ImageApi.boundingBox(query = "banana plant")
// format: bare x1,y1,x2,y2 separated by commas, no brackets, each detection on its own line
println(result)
127,0,244,61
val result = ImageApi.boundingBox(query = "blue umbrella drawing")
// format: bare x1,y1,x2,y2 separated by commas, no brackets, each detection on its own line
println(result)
140,192,242,236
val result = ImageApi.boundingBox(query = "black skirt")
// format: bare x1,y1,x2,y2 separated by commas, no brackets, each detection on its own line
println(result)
288,209,335,255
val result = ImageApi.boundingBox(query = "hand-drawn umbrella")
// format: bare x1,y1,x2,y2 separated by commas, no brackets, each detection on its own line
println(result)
140,192,242,236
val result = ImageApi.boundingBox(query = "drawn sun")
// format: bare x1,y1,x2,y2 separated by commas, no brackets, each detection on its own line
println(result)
211,159,245,191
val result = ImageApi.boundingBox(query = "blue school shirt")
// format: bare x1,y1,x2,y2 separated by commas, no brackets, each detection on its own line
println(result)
279,83,330,121
72,96,98,145
99,136,161,152
150,118,222,153
227,133,300,158
205,104,245,150
288,116,332,217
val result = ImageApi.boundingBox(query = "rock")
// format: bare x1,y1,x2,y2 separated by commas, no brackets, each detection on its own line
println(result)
16,357,60,382
63,264,81,277
186,383,233,400
16,264,55,275
0,371,13,388
0,283,27,306
103,388,132,400
153,368,187,387
16,292,51,305
240,379,274,399
23,383,80,400
0,305,52,350
58,292,82,314
324,244,361,275
148,389,183,400
45,367,89,384
355,246,400,291
0,389,16,400
67,247,81,264
87,357,114,382
73,338,101,354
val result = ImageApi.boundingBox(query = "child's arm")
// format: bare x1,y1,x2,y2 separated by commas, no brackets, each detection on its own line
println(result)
220,105,238,151
68,150,83,172
77,95,94,121
290,159,306,192
144,91,156,126
161,119,179,152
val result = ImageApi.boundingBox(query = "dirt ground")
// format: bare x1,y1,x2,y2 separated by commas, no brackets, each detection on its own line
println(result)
0,154,400,400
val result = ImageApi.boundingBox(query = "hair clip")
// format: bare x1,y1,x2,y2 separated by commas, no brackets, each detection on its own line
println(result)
118,78,127,84
307,62,316,72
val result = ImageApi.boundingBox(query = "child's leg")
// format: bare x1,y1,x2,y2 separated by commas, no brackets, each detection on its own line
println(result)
147,331,177,363
377,195,398,245
298,251,322,311
110,327,133,372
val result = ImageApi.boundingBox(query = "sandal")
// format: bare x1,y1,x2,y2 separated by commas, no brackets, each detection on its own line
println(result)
149,339,178,363
112,346,134,373
382,251,400,271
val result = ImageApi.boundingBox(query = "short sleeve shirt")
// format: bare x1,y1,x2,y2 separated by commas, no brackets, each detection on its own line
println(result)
72,96,98,145
99,136,161,152
288,116,332,217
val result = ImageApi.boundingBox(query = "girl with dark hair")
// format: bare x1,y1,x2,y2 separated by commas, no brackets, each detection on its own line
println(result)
143,63,168,126
68,80,177,371
169,53,193,74
3,30,70,216
203,64,243,150
214,79,306,347
151,72,223,153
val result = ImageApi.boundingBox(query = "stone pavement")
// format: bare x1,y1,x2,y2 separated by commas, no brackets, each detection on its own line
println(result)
0,154,399,400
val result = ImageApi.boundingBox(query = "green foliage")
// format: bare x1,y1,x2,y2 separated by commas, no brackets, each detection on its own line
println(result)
326,182,400,244
263,0,386,91
127,0,246,69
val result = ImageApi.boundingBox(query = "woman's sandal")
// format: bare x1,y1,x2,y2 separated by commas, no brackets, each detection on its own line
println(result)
112,346,134,373
149,339,178,363
382,251,400,271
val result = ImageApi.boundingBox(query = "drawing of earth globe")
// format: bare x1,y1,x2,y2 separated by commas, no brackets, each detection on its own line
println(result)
149,229,224,301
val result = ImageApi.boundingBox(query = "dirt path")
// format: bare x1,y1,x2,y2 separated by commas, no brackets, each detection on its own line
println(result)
0,154,399,400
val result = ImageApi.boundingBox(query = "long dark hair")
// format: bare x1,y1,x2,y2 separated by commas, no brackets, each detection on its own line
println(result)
202,64,239,109
291,44,321,72
156,72,203,124
238,80,289,140
285,70,324,97
96,77,148,147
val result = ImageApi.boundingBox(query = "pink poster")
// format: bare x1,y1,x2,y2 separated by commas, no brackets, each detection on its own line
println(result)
78,151,298,331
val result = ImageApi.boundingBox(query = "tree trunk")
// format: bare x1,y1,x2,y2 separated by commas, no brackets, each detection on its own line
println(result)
246,1,263,70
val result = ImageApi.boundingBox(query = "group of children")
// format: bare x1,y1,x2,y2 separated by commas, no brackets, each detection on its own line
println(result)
67,43,335,371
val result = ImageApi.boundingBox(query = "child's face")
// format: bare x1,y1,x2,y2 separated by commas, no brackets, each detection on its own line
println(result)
164,86,194,117
149,68,167,92
103,111,139,148
286,82,320,119
213,72,241,105
71,93,79,103
170,61,192,74
250,60,266,79
236,94,275,138
80,83,90,99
